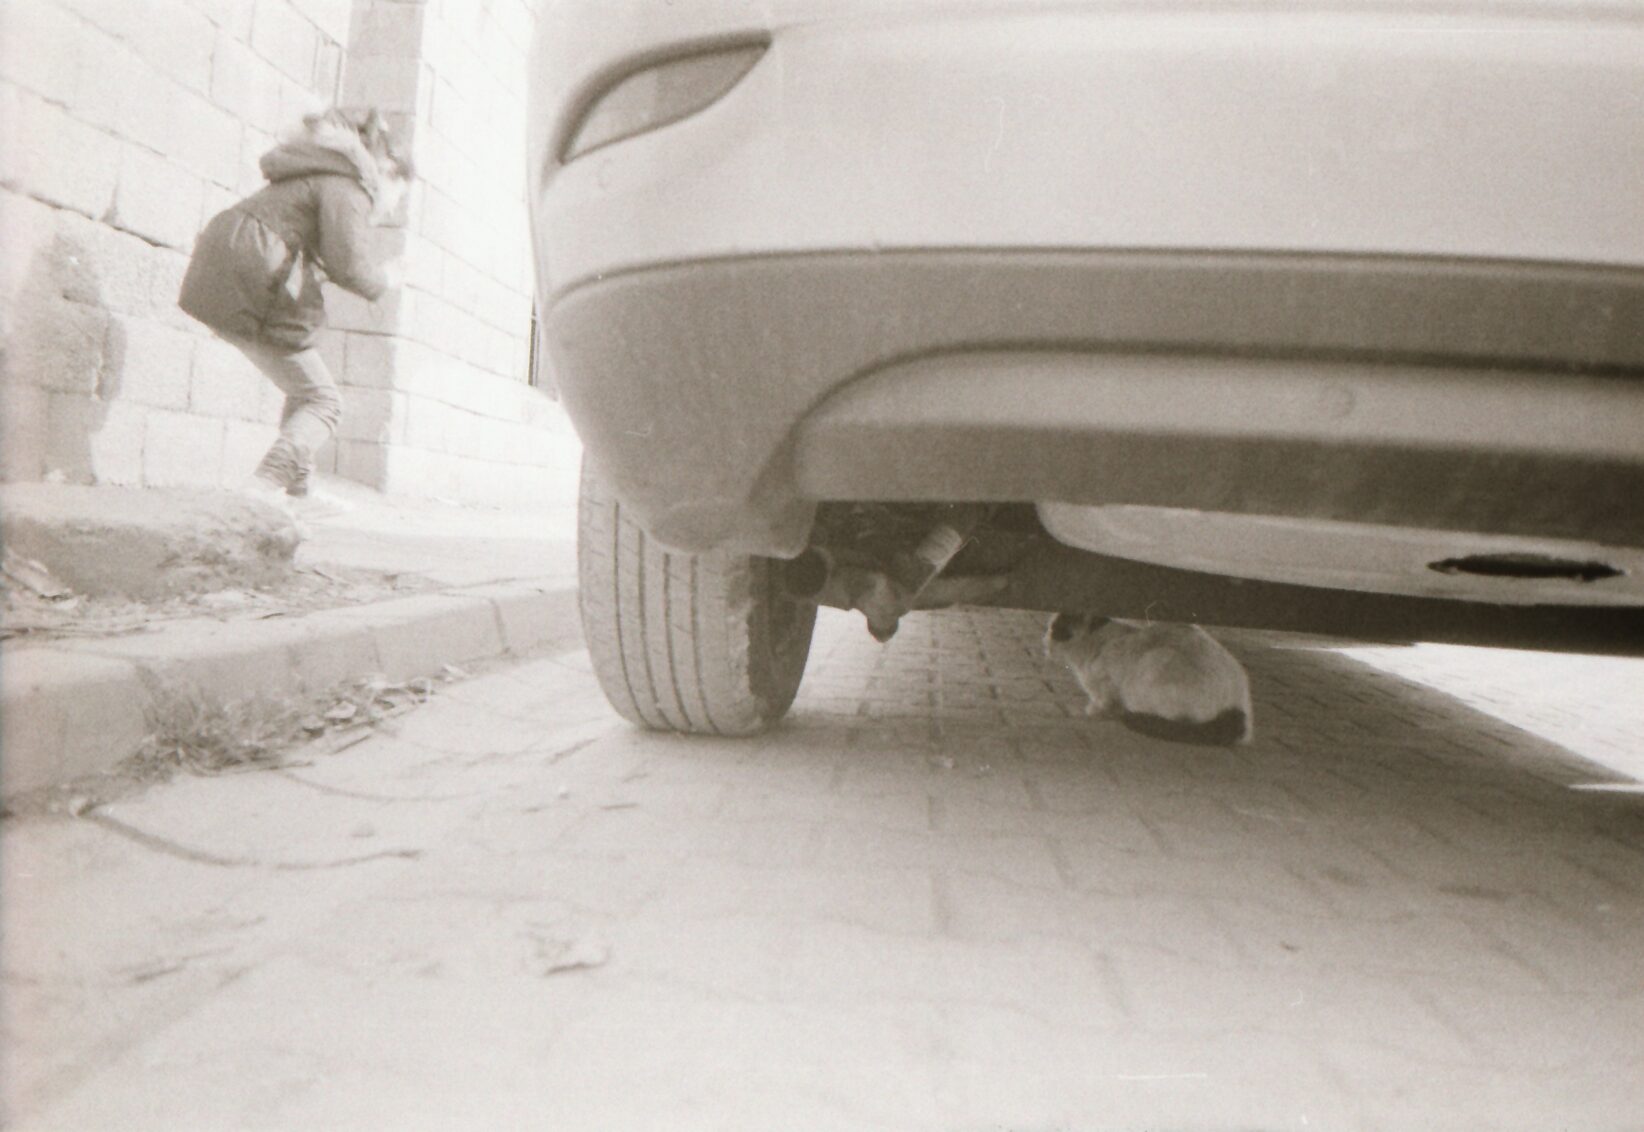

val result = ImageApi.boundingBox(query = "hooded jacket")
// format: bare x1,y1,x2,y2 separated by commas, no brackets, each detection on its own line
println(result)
179,114,394,350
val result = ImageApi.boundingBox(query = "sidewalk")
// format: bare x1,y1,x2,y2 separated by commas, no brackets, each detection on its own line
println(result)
1,476,582,799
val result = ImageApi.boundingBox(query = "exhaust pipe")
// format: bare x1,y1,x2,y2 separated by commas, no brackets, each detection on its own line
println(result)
784,506,997,641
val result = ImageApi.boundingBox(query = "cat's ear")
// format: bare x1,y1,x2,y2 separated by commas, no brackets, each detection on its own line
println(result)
1049,613,1083,642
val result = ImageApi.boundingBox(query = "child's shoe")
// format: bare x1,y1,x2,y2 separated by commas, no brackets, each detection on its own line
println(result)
291,487,354,520
236,475,293,512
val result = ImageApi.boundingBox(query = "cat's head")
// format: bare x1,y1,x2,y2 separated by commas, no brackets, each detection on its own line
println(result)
1044,612,1114,660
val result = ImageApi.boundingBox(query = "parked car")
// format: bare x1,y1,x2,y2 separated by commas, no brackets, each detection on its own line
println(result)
527,0,1644,734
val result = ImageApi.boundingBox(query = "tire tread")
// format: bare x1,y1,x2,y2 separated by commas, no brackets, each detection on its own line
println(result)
577,461,813,735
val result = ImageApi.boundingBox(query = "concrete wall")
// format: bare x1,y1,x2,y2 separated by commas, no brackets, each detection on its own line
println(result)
0,0,576,508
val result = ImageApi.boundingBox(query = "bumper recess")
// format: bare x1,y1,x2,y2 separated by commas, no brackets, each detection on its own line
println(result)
546,250,1644,556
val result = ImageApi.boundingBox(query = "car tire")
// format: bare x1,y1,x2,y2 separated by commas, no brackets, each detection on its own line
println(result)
577,459,817,735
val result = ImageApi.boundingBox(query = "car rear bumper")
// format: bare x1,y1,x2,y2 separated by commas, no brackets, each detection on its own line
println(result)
546,249,1644,556
531,1,1644,295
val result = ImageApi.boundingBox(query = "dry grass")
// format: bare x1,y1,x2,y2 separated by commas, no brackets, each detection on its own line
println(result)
128,671,452,782
132,688,309,778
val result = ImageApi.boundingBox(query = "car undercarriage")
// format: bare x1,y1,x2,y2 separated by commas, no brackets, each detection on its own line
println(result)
788,502,1644,657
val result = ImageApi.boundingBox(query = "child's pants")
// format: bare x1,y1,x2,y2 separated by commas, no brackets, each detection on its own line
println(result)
231,337,342,493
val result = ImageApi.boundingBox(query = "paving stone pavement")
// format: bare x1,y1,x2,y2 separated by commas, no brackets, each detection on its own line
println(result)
3,609,1642,1131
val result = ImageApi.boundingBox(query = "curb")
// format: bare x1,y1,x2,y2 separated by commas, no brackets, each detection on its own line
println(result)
0,580,583,799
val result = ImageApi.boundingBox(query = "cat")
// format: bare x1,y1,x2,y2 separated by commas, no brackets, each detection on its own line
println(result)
1044,613,1253,746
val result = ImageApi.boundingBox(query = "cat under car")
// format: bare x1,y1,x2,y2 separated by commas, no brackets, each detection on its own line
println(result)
1045,613,1254,747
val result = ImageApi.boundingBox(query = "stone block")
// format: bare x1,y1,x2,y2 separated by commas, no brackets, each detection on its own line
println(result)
336,387,404,443
166,91,243,189
0,648,149,796
0,0,84,106
222,417,272,481
313,37,343,100
130,0,216,95
481,325,521,379
292,0,353,44
112,145,203,251
197,184,240,244
6,297,109,395
451,365,522,419
385,340,456,399
350,0,426,56
142,407,223,487
64,398,145,485
147,246,193,327
220,417,271,479
211,33,283,133
102,314,194,410
341,53,421,112
379,443,439,497
408,128,457,196
428,72,476,151
408,292,479,361
438,254,483,316
236,128,277,196
54,0,142,37
72,32,181,158
52,210,167,320
324,282,405,335
314,326,345,377
401,392,450,451
401,234,443,293
0,188,55,313
335,437,387,487
470,270,532,334
342,331,407,388
277,71,325,126
44,394,104,484
189,336,262,419
417,185,474,258
255,374,286,418
493,0,535,51
0,380,48,481
251,0,319,85
193,0,254,38
451,407,488,457
0,84,122,221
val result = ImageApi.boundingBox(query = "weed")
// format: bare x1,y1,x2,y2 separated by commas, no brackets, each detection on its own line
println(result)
132,688,308,778
125,672,449,783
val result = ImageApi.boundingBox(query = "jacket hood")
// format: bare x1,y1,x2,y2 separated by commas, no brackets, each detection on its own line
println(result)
259,113,392,203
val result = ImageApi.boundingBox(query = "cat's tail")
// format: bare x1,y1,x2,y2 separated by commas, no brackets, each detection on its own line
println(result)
1119,708,1251,747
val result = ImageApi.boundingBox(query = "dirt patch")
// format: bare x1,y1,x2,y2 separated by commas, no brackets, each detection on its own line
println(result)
2,484,303,601
2,556,439,644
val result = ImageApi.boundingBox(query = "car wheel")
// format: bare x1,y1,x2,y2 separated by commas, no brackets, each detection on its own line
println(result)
577,460,817,735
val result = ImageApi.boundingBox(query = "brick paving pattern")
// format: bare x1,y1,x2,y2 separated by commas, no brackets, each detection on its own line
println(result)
5,609,1642,1130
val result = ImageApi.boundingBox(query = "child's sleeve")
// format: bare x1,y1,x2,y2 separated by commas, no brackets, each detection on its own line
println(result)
314,178,389,300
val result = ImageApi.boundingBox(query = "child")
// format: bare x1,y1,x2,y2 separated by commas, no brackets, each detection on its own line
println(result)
179,108,412,515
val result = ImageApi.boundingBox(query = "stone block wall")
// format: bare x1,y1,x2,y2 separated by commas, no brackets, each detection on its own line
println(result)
0,0,577,509
322,0,577,510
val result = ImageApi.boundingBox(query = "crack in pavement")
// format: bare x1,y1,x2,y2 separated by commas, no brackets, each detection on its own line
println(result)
83,813,423,870
271,770,485,803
